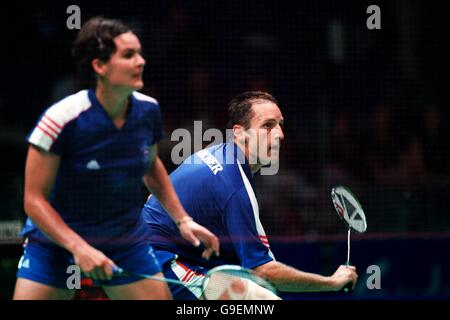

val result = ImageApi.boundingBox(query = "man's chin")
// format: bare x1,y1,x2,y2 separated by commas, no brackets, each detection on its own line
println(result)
258,158,280,175
259,157,279,167
268,150,280,161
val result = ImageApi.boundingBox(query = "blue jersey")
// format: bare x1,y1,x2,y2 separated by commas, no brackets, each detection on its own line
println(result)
142,143,275,269
22,89,164,246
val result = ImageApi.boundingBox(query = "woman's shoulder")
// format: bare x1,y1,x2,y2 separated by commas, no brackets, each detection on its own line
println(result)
131,91,158,104
131,91,160,109
44,90,93,126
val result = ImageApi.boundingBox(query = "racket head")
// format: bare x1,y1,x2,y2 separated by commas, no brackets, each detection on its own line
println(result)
201,265,279,300
331,185,367,233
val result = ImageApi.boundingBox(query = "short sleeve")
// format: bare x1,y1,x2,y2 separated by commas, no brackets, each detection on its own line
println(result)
224,187,274,269
26,112,72,155
151,103,165,144
133,92,166,145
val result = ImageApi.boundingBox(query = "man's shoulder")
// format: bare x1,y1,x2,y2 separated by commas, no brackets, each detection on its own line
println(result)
174,145,245,194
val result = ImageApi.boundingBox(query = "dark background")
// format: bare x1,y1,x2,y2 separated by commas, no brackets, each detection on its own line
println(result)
0,0,449,299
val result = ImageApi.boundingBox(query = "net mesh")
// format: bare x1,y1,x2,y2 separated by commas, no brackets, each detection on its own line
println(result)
1,1,449,243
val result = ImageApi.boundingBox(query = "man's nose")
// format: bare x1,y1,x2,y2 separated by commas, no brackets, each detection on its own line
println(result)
275,125,284,140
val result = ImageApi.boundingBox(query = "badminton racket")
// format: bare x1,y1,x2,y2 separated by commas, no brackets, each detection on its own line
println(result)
113,264,279,300
331,185,367,292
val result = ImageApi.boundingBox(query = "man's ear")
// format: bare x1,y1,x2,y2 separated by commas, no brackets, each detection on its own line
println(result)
91,58,107,77
233,125,246,144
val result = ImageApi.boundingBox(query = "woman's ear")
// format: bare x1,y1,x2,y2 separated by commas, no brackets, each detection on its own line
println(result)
91,58,107,77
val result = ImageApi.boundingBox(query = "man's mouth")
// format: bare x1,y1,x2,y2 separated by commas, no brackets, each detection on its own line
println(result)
269,145,280,151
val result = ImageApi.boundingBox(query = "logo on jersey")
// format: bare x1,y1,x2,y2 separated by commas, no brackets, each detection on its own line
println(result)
18,256,30,269
147,246,157,259
141,143,152,164
197,149,223,175
86,159,101,170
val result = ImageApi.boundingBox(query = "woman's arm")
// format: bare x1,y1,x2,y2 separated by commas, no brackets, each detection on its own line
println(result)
143,145,219,259
24,145,115,280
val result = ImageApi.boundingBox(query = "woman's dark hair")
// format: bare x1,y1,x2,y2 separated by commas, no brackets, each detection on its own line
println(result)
226,91,278,129
72,17,132,89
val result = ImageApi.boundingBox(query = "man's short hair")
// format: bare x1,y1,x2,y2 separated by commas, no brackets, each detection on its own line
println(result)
226,91,278,129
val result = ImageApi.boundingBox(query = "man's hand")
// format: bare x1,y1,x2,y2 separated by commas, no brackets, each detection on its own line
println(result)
177,216,220,260
328,265,358,291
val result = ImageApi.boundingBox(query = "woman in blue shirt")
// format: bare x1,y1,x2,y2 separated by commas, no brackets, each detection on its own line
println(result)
13,16,218,300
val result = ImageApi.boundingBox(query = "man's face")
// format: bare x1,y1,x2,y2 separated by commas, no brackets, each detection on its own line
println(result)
244,100,285,169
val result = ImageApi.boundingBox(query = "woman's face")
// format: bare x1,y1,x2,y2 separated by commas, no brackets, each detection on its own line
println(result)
100,32,146,90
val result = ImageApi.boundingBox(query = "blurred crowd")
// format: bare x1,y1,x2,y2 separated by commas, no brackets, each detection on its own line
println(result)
0,0,448,235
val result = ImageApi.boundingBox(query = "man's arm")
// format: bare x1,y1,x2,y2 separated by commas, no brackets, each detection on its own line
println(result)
222,183,356,292
254,260,358,292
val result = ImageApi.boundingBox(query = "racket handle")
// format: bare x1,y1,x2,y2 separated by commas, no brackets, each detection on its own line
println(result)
341,262,353,293
112,266,124,276
342,282,353,293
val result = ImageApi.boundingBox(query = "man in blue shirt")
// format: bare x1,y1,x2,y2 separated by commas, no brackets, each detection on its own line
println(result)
143,91,358,299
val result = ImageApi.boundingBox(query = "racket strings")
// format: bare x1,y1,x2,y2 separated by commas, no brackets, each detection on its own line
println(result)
202,269,278,300
114,265,280,300
203,271,250,300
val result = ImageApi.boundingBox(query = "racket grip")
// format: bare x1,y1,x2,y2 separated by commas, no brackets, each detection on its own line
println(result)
342,282,353,293
342,261,353,292
112,266,124,276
